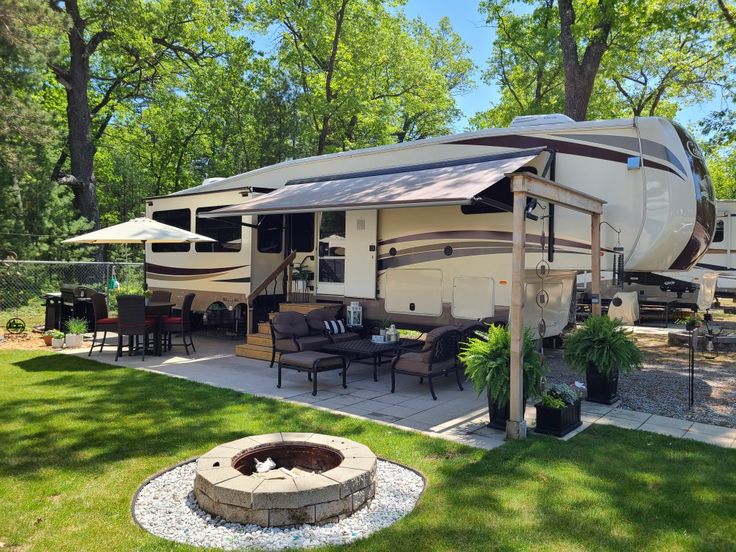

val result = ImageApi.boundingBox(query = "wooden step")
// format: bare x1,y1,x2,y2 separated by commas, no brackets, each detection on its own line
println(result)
278,302,332,314
235,342,278,362
246,332,272,348
257,321,271,334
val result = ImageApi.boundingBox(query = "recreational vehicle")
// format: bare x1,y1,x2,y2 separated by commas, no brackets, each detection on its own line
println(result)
145,115,715,348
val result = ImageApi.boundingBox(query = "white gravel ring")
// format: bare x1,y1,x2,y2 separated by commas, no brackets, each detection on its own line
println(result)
132,459,425,550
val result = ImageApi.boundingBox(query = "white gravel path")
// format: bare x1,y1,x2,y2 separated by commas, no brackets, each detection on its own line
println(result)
133,460,424,550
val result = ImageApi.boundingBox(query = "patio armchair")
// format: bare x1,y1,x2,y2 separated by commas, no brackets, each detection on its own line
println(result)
305,305,360,344
115,295,156,361
161,293,196,355
269,311,330,367
390,326,464,400
88,292,118,356
148,290,173,317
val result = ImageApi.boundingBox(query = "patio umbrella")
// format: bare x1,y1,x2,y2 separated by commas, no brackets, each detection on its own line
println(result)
63,217,215,289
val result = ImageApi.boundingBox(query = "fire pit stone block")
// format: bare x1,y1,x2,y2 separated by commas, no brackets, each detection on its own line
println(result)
194,433,378,527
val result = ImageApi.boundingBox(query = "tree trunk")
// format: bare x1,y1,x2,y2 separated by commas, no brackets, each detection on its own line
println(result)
65,23,100,231
557,0,612,121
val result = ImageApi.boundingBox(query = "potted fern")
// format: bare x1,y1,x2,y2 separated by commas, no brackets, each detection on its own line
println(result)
563,316,642,404
535,383,584,437
460,324,545,430
64,318,88,348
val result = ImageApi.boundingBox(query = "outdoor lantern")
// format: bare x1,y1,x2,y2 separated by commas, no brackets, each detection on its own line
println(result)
346,301,363,327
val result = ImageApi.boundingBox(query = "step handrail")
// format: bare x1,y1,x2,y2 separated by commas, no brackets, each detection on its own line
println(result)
245,249,297,333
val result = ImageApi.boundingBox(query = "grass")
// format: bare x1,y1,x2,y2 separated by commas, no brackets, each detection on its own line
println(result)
0,350,735,552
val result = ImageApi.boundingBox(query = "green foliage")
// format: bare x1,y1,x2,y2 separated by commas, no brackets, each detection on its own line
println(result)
459,324,546,408
44,329,65,339
65,317,88,335
540,394,566,409
563,316,642,377
540,382,582,409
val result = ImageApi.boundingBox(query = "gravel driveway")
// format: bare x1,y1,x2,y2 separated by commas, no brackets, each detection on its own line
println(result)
543,330,736,429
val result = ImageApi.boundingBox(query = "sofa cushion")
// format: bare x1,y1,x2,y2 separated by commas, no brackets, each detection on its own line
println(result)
272,311,310,338
394,352,456,374
305,305,343,332
280,351,343,370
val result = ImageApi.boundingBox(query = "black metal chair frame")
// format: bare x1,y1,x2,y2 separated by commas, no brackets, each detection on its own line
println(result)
88,292,117,356
115,295,156,361
391,328,464,400
162,293,196,355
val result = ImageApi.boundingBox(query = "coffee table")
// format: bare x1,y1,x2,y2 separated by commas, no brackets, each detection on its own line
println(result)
322,337,423,382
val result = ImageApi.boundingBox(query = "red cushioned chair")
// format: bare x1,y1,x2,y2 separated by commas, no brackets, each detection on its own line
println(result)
115,295,156,361
88,292,118,356
162,293,196,355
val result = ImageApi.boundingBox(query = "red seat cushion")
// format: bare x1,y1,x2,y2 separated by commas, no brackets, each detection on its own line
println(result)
97,317,118,324
163,316,182,324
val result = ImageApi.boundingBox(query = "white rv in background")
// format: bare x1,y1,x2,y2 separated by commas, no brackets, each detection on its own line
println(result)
145,115,715,336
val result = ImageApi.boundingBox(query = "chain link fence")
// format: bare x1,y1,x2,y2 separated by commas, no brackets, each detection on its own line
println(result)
0,260,143,331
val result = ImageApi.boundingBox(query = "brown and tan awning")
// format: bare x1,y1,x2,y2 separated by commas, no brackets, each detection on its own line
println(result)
201,148,544,217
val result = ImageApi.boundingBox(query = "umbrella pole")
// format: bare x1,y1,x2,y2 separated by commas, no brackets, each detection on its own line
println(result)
143,240,148,290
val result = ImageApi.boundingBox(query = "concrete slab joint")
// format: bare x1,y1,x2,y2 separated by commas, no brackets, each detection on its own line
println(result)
193,432,377,527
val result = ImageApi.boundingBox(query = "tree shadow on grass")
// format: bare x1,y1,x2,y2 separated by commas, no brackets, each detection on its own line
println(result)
383,425,736,552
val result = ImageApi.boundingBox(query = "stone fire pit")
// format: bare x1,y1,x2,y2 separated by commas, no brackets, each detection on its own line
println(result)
194,433,377,527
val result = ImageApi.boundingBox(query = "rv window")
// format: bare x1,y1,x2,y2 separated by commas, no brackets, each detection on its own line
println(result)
713,220,724,243
290,213,315,252
151,209,191,252
195,206,242,253
257,214,283,253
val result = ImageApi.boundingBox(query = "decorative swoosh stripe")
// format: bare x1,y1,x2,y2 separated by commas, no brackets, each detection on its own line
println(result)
378,230,595,252
213,277,252,283
450,134,684,180
146,263,248,276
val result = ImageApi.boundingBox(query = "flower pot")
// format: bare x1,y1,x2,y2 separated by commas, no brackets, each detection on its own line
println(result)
43,335,53,346
487,395,527,431
65,334,84,348
585,366,619,404
51,337,64,348
534,399,582,437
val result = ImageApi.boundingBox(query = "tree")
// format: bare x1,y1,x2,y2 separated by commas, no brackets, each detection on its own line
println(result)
47,0,240,232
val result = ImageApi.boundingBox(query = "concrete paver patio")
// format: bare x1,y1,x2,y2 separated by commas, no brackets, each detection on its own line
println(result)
64,335,736,450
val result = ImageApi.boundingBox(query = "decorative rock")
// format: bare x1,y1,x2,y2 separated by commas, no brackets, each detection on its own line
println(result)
133,459,424,550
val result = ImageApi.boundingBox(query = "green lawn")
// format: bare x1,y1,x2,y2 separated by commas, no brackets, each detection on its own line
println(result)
1,350,734,552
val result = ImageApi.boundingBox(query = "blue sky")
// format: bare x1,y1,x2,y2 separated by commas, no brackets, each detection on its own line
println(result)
252,0,726,133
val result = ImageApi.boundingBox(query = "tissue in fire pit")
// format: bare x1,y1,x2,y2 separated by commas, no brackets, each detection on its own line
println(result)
194,433,377,527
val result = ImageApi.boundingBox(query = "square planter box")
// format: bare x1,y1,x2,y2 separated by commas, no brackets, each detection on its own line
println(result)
487,396,527,431
585,367,619,404
534,399,582,437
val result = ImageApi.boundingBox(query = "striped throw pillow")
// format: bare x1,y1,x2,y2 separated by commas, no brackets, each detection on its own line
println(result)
324,319,347,334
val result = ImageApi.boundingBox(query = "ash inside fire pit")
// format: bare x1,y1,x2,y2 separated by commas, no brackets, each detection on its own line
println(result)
194,433,378,527
233,443,342,476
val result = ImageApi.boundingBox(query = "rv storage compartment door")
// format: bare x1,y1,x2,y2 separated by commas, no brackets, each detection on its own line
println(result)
344,210,378,299
385,269,442,316
452,277,495,319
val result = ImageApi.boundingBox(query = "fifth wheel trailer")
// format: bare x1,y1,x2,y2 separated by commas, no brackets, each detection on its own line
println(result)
145,114,716,336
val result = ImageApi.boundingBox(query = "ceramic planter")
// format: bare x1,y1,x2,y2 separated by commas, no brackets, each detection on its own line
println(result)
65,334,84,348
534,399,582,437
51,337,64,348
585,366,619,404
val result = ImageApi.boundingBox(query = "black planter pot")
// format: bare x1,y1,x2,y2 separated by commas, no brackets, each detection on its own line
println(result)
585,366,619,404
534,399,582,437
487,395,527,430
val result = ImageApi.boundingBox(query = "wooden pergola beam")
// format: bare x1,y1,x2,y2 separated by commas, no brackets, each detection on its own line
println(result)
506,173,606,441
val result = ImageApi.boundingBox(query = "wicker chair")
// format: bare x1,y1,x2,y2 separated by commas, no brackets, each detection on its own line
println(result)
161,293,196,355
115,295,156,361
269,311,330,367
390,326,464,400
88,292,118,356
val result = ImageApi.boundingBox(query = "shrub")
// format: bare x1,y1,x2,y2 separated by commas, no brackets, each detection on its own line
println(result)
459,324,545,408
65,317,88,335
563,316,642,377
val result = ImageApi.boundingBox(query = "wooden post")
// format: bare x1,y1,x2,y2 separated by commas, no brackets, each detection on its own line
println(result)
591,213,601,316
507,176,528,440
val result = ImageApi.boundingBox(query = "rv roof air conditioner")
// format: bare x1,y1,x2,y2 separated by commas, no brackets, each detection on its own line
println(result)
509,114,575,128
